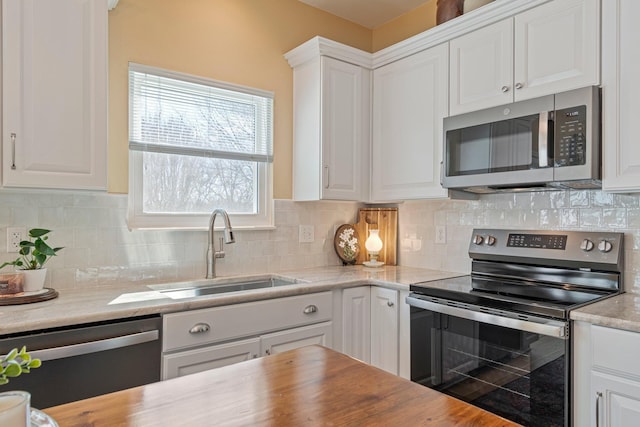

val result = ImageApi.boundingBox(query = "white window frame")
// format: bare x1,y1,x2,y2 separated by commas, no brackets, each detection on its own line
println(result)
127,63,274,230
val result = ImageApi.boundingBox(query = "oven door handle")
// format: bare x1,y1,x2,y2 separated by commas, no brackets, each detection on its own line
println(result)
406,296,568,339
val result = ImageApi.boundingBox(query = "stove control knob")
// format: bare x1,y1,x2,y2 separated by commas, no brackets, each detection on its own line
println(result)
580,239,594,252
472,235,484,245
486,235,496,246
598,240,613,253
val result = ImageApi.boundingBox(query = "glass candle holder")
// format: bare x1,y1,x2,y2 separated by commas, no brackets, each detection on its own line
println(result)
0,390,30,427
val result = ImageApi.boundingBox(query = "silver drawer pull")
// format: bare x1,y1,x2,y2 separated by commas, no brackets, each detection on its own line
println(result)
303,305,317,314
189,323,211,334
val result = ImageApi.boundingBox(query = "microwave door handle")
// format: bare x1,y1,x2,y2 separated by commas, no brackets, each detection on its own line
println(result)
538,111,549,168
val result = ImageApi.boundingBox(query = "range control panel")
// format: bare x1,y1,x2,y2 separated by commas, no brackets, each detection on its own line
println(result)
468,229,624,270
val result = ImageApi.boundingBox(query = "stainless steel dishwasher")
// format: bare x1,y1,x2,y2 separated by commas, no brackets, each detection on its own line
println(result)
0,315,161,409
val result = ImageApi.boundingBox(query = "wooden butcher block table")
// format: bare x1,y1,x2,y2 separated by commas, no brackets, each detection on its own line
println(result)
45,345,519,426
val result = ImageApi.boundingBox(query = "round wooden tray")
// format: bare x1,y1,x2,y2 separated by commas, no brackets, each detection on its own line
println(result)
0,288,58,305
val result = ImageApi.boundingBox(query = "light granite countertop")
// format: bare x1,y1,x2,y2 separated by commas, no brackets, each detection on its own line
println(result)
571,293,640,333
0,265,464,336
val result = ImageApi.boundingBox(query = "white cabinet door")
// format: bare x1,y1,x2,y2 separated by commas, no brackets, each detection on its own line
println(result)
370,287,399,374
261,321,333,356
292,56,369,201
592,371,640,427
449,0,599,115
514,0,600,101
162,337,260,380
2,0,108,190
321,57,370,200
371,44,449,201
449,19,514,116
602,0,640,192
341,286,371,363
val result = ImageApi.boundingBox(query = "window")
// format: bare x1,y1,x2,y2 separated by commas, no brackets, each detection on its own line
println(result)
127,63,273,229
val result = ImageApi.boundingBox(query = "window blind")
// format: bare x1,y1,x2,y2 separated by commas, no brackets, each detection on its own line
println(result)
129,63,273,163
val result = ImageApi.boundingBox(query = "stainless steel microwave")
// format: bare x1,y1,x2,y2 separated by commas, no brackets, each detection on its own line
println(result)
442,86,601,194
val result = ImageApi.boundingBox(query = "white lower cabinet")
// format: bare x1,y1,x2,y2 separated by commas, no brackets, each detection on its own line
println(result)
574,321,640,426
161,292,333,380
163,337,260,379
341,286,371,363
370,287,399,374
592,371,640,427
261,322,332,356
341,286,409,378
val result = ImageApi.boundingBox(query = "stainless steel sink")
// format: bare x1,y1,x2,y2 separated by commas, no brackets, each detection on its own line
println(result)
150,275,301,299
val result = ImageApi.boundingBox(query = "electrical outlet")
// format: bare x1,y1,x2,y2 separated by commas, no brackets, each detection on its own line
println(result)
435,225,446,244
299,225,314,243
7,227,26,253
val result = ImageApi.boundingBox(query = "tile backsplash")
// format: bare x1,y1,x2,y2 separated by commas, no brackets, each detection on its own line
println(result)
398,190,640,292
1,188,639,293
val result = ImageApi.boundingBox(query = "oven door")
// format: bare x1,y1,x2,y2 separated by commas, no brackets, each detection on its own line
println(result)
407,295,569,427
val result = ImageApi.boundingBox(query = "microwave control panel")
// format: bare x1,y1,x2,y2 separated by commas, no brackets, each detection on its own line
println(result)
555,105,586,167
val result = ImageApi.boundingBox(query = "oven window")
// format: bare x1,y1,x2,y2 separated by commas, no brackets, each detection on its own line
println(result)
446,114,541,176
411,308,566,427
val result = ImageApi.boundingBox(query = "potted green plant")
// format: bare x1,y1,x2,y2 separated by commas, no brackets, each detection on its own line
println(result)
0,229,63,292
0,347,41,386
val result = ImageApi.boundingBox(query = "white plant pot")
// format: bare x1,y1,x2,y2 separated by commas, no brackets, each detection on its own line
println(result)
20,268,47,292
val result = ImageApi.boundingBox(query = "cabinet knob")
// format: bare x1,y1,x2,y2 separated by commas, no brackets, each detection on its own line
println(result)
189,323,211,334
515,82,524,90
501,85,510,93
303,305,318,314
387,301,394,307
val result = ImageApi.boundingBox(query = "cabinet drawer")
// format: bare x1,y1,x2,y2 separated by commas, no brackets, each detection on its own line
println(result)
163,292,332,352
592,325,640,377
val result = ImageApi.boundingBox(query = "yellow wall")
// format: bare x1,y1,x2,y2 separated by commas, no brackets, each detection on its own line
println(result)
372,0,437,51
108,0,438,198
108,0,371,197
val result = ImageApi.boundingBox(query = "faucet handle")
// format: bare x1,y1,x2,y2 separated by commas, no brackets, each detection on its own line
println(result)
215,237,226,258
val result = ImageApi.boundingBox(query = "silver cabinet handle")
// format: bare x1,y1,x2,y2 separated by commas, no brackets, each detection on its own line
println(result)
265,349,271,355
515,82,524,89
30,330,159,361
596,391,603,427
189,323,211,334
10,133,16,170
387,301,394,307
501,85,510,93
303,305,318,314
323,165,330,189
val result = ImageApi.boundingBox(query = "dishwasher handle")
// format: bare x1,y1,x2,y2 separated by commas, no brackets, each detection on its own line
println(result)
29,330,159,361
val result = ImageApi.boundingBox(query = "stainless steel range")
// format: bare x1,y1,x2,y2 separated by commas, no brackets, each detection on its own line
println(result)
407,229,624,427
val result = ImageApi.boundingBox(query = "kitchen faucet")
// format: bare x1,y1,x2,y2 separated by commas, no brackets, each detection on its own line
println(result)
206,208,235,279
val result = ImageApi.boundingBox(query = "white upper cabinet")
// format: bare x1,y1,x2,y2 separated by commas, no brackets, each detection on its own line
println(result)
602,0,640,192
371,44,449,201
450,0,600,115
449,19,514,115
286,38,370,201
2,0,108,190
